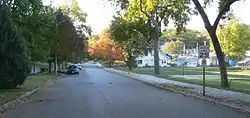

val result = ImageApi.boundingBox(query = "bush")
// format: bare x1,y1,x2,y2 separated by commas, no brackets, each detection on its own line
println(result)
113,61,127,67
0,4,30,89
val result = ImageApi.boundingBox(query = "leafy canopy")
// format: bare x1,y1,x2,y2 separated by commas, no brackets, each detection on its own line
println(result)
163,40,184,55
109,17,148,61
215,19,250,61
124,0,191,32
88,29,124,61
59,0,91,36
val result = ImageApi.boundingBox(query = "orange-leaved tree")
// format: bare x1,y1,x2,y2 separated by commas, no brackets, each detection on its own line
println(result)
88,29,124,66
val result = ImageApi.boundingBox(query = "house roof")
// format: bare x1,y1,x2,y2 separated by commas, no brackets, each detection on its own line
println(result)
136,48,171,59
159,49,171,58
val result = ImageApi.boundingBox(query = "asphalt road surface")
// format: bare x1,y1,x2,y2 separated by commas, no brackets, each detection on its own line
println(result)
2,64,249,118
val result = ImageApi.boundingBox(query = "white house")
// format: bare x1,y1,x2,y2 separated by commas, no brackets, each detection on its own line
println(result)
136,49,171,67
177,56,199,67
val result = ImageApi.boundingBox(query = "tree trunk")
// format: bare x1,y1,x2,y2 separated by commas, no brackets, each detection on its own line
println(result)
108,60,112,68
33,64,36,74
151,21,161,76
65,61,67,69
191,0,229,88
126,61,133,71
49,61,51,73
209,31,229,87
57,61,61,71
127,53,133,71
128,63,133,71
54,59,56,72
153,39,160,75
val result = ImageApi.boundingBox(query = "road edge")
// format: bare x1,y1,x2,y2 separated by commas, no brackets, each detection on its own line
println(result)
0,75,66,114
103,68,250,115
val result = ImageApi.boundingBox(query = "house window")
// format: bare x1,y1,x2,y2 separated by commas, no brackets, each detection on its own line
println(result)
138,60,142,64
162,60,166,64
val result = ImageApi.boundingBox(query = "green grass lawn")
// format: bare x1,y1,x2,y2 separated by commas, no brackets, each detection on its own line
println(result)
0,73,57,105
117,67,250,78
165,77,250,94
116,67,250,94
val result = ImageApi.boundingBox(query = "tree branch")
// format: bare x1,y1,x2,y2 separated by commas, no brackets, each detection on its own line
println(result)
139,0,151,18
212,11,225,30
213,0,237,30
150,0,160,30
152,0,160,14
192,0,212,30
139,0,160,21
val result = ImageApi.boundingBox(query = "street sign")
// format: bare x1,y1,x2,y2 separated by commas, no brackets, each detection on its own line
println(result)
199,45,210,58
202,59,207,67
199,44,209,96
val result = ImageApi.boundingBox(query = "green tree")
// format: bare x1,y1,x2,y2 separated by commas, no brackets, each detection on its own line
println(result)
163,40,184,55
162,29,207,40
55,9,88,65
110,17,148,71
56,10,76,62
4,0,58,73
10,0,47,61
0,3,30,89
161,29,208,48
60,0,90,36
191,0,244,87
216,19,250,61
59,0,90,62
109,0,191,75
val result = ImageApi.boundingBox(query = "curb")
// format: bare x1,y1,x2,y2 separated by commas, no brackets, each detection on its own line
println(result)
104,68,250,115
155,84,250,114
0,75,64,114
0,87,40,113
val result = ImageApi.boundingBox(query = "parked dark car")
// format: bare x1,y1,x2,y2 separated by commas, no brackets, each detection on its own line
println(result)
75,64,83,70
67,65,80,75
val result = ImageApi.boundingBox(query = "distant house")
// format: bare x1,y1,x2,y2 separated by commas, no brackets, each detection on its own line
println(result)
177,56,199,67
237,50,250,67
238,58,250,66
136,49,171,68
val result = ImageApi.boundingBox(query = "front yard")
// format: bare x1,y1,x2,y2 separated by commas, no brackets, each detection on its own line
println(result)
116,67,250,94
0,73,57,105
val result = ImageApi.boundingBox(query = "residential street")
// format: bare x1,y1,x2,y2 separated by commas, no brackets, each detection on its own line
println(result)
2,64,249,118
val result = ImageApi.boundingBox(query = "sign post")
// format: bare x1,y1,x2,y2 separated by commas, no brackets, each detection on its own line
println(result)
202,59,206,96
198,45,209,96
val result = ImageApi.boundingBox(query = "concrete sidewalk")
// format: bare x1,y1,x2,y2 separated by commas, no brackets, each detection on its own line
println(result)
171,75,246,80
104,68,250,113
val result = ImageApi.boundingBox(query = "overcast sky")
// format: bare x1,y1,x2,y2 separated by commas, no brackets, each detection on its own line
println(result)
43,0,250,34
